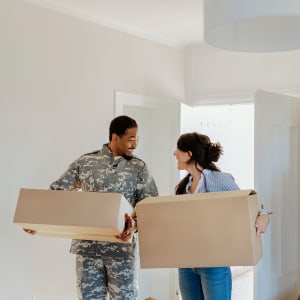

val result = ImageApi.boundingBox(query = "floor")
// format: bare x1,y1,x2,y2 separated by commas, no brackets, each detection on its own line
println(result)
232,266,254,300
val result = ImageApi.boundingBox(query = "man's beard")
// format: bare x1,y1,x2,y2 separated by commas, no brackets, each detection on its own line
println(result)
122,154,133,160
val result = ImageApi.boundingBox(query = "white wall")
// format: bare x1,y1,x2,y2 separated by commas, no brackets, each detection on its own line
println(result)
2,0,300,299
0,0,184,299
186,43,300,103
191,104,254,189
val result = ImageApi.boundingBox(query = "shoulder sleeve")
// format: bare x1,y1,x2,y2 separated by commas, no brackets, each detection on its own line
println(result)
49,158,81,191
136,162,158,202
204,170,240,192
221,173,240,191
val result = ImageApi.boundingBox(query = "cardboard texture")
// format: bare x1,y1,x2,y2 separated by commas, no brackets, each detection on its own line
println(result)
13,188,134,243
136,190,262,268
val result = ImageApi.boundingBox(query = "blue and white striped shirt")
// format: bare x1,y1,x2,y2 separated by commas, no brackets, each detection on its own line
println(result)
186,169,240,194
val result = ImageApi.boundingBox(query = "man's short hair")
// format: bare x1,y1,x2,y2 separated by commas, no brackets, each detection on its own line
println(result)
109,115,137,141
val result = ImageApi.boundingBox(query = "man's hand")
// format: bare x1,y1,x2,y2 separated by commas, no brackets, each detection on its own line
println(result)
23,228,37,235
116,213,137,242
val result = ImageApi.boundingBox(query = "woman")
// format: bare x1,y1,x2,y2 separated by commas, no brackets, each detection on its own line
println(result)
173,132,270,300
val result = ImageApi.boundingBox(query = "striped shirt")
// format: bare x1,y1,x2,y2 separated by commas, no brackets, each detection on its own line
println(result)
186,169,240,194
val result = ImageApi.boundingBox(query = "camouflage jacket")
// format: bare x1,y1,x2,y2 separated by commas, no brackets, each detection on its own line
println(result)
50,144,158,257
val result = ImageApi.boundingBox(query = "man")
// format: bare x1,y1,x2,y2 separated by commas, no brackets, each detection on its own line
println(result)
25,115,158,300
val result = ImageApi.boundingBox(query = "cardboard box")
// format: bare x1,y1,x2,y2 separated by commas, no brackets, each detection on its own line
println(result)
136,190,262,268
13,188,134,243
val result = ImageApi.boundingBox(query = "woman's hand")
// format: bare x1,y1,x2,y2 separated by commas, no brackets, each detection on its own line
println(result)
255,214,270,237
116,213,137,242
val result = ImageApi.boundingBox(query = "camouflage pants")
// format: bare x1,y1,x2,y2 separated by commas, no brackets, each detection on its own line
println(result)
76,254,138,300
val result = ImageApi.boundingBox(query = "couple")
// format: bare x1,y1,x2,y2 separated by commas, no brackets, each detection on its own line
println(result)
24,115,270,300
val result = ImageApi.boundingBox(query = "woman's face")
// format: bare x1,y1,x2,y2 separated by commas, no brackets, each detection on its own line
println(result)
173,148,191,170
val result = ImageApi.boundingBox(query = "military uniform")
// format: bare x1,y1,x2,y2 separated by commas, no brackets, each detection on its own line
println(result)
50,144,158,300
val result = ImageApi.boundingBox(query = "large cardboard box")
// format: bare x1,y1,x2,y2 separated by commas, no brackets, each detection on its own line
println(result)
13,188,134,243
136,190,262,268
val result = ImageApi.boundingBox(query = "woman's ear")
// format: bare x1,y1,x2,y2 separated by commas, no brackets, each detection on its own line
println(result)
187,151,193,158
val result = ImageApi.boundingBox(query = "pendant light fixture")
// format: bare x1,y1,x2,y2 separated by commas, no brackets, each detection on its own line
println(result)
204,0,300,52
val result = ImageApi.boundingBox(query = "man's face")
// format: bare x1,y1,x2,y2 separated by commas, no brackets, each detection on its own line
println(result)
114,127,139,157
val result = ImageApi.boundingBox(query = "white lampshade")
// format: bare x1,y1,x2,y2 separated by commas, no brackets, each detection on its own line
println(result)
204,0,300,52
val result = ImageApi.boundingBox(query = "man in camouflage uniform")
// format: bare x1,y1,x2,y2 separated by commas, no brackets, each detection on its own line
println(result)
49,115,158,300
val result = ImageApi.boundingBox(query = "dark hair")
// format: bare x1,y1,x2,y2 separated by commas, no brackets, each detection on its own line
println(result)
109,115,137,141
175,132,223,195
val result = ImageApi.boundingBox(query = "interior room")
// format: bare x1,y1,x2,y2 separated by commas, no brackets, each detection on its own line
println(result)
1,1,300,299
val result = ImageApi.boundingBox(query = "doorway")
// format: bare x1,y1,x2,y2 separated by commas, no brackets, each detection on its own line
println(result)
116,90,300,299
189,103,255,300
115,90,181,300
115,91,256,299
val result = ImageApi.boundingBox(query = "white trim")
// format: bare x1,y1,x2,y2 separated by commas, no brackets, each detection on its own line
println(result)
114,90,181,115
24,0,184,49
191,94,254,106
189,88,300,106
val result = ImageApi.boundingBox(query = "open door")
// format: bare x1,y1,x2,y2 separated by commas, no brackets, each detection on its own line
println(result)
254,90,300,300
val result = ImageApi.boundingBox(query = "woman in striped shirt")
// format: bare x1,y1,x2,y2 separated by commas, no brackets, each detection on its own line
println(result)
173,132,270,300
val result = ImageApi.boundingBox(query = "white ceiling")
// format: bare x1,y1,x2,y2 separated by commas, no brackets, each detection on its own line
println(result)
26,0,204,49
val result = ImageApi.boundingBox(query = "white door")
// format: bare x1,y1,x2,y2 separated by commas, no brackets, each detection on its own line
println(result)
254,90,300,300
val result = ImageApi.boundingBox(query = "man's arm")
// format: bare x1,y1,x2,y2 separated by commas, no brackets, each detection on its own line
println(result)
49,160,81,191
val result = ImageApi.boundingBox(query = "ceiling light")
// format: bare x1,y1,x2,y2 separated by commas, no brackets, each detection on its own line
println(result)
204,0,300,52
